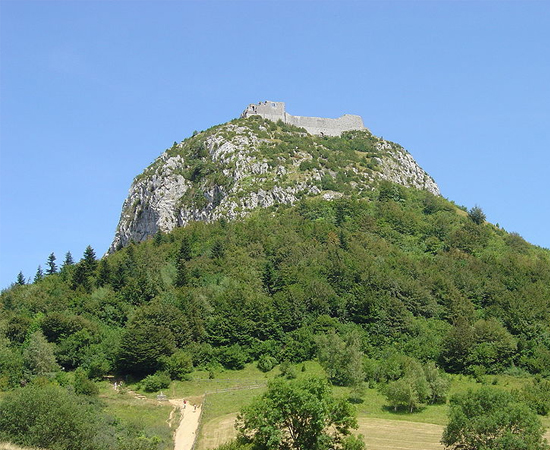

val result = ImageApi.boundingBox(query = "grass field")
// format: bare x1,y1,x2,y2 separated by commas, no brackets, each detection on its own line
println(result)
2,365,549,450
190,363,550,450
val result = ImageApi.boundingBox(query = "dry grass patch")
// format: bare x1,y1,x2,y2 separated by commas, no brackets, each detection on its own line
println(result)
356,418,444,450
196,412,238,450
0,444,44,450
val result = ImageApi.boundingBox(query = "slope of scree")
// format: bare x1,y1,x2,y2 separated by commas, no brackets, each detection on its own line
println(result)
110,115,439,252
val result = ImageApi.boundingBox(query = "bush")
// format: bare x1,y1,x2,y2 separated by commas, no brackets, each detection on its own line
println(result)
73,367,99,396
278,361,297,379
141,372,171,392
160,350,193,380
257,355,278,372
520,378,550,416
0,383,113,450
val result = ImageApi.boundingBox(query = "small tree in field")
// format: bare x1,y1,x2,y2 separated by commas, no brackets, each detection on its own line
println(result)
442,387,549,450
237,377,365,450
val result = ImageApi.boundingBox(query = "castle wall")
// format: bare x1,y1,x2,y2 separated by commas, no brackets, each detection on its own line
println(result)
241,101,365,136
286,114,365,137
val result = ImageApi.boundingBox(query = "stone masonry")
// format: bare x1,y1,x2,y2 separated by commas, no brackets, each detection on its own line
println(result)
241,101,366,136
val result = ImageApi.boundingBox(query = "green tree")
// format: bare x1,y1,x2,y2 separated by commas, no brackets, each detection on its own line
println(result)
96,258,111,287
211,240,225,259
521,378,550,416
62,251,74,267
316,330,364,388
34,265,44,283
46,252,57,275
442,387,549,450
16,271,26,285
174,257,189,287
383,377,423,413
116,322,175,376
468,205,486,225
160,350,193,380
71,262,92,292
0,383,112,450
178,234,192,261
237,377,363,450
82,245,98,271
73,367,99,396
22,330,60,376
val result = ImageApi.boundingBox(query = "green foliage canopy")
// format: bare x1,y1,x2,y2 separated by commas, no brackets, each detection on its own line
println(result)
237,377,363,450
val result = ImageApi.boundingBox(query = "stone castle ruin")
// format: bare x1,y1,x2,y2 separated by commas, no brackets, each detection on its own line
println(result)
241,101,366,137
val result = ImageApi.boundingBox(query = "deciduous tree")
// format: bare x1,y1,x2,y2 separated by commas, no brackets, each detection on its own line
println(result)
442,387,549,450
237,377,364,450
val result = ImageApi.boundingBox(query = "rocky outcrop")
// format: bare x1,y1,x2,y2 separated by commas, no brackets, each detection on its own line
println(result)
109,116,440,252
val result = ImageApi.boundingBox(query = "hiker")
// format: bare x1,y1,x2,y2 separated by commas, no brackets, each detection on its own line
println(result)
183,399,187,409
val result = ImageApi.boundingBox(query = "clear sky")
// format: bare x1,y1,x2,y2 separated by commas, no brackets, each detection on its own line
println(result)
1,0,549,288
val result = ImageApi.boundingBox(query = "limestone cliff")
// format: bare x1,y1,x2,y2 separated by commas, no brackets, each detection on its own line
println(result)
109,114,439,252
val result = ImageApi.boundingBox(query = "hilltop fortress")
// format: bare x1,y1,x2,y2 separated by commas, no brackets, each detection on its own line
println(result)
241,101,366,137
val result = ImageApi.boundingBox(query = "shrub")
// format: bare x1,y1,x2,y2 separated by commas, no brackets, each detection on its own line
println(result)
257,355,278,372
73,368,99,396
0,383,114,450
160,350,193,380
141,372,171,392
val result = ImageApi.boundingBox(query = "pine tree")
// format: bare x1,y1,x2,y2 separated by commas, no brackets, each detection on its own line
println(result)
96,258,111,287
16,271,26,286
211,240,225,259
153,229,164,246
82,246,97,272
62,251,74,267
71,263,91,292
174,258,189,287
46,253,57,275
178,235,192,261
34,266,44,283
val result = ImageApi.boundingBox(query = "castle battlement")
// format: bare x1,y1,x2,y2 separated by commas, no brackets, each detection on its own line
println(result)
241,101,366,137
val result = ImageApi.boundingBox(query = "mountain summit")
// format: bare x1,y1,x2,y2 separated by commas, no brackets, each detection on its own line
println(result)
109,103,439,252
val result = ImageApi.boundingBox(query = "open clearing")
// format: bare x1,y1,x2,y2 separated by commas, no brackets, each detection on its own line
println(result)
196,414,550,450
356,418,444,450
196,414,445,450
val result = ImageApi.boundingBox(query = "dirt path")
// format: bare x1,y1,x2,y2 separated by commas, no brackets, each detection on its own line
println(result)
169,397,204,450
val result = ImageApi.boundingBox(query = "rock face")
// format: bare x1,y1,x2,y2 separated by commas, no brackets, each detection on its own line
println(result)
109,112,440,252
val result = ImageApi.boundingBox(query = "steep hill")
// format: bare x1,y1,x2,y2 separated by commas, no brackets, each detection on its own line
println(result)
110,113,439,251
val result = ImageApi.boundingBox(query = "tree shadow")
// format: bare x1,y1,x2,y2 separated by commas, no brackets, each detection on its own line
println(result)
381,404,427,415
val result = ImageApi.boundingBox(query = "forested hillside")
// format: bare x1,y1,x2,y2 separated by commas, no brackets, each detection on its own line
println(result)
3,184,550,383
2,181,550,449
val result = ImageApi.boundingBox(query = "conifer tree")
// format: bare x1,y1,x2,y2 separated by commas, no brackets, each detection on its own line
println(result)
34,266,44,283
174,258,189,287
46,253,57,275
178,235,192,261
154,230,162,246
82,246,97,272
62,251,74,268
16,271,26,286
96,258,111,287
211,240,225,259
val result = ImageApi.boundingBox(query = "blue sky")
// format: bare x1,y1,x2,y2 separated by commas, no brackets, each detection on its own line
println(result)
1,1,549,288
